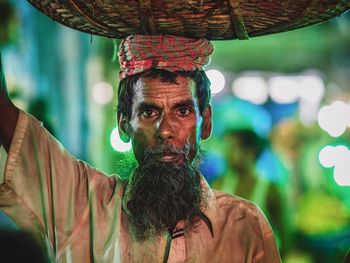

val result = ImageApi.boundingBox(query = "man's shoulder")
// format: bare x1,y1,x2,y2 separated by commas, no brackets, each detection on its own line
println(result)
79,162,127,203
81,161,126,189
23,109,126,190
211,189,262,221
212,188,257,208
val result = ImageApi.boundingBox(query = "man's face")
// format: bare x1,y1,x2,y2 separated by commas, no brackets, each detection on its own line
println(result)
121,75,211,164
118,74,212,240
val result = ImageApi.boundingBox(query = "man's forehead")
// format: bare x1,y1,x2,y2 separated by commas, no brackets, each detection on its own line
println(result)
133,76,197,100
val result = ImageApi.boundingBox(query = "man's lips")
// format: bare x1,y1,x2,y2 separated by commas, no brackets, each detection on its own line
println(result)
156,153,181,162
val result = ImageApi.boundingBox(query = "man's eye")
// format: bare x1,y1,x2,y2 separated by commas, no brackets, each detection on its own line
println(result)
141,109,157,119
177,107,191,117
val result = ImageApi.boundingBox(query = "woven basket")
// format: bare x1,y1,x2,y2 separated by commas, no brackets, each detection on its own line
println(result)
27,0,350,40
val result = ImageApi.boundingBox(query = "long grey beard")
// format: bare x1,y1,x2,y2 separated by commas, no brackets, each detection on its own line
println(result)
125,144,205,241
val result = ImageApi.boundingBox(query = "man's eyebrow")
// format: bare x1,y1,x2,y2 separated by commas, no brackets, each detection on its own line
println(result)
136,102,161,112
172,98,196,109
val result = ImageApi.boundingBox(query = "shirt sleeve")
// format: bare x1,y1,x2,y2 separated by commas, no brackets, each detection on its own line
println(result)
254,206,281,263
0,110,111,254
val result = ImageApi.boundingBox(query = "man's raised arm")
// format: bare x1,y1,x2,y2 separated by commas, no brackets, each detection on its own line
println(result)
0,52,19,153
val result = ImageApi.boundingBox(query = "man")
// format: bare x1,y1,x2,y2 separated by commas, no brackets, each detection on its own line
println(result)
211,127,289,256
0,35,280,262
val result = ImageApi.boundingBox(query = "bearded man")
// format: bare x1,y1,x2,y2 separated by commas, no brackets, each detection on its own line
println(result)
0,35,280,262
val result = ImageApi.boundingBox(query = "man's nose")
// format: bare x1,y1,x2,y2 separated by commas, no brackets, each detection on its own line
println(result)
156,114,175,142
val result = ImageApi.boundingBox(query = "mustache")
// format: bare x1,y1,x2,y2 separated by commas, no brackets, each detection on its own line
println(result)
142,143,195,161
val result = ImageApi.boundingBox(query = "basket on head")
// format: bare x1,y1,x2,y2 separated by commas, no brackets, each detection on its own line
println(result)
27,0,350,40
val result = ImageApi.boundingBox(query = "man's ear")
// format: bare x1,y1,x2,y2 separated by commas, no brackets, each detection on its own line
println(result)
117,112,131,143
201,105,212,140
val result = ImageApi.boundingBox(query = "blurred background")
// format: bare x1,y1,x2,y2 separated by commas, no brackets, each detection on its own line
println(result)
1,1,350,262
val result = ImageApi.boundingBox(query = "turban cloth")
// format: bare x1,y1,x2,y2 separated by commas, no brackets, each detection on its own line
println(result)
118,35,214,80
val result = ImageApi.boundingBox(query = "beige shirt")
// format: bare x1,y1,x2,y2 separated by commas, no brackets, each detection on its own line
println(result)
0,111,281,262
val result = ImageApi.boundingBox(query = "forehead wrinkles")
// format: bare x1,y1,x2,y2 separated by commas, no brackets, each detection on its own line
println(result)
133,77,196,102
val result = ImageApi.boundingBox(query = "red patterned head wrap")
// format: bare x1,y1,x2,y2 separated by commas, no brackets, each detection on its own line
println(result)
118,35,214,80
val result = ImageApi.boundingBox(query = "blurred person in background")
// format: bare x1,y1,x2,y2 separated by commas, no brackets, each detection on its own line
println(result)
211,127,290,257
209,99,291,258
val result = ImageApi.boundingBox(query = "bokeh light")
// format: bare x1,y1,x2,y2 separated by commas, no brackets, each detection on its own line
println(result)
333,145,350,165
319,145,350,167
319,145,350,187
299,100,319,125
317,101,350,137
92,81,114,105
232,76,268,105
206,69,225,95
110,127,132,152
319,145,337,168
334,163,350,186
298,75,325,103
268,76,299,104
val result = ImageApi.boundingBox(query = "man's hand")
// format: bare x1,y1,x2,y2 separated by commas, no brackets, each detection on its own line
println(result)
0,52,19,153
